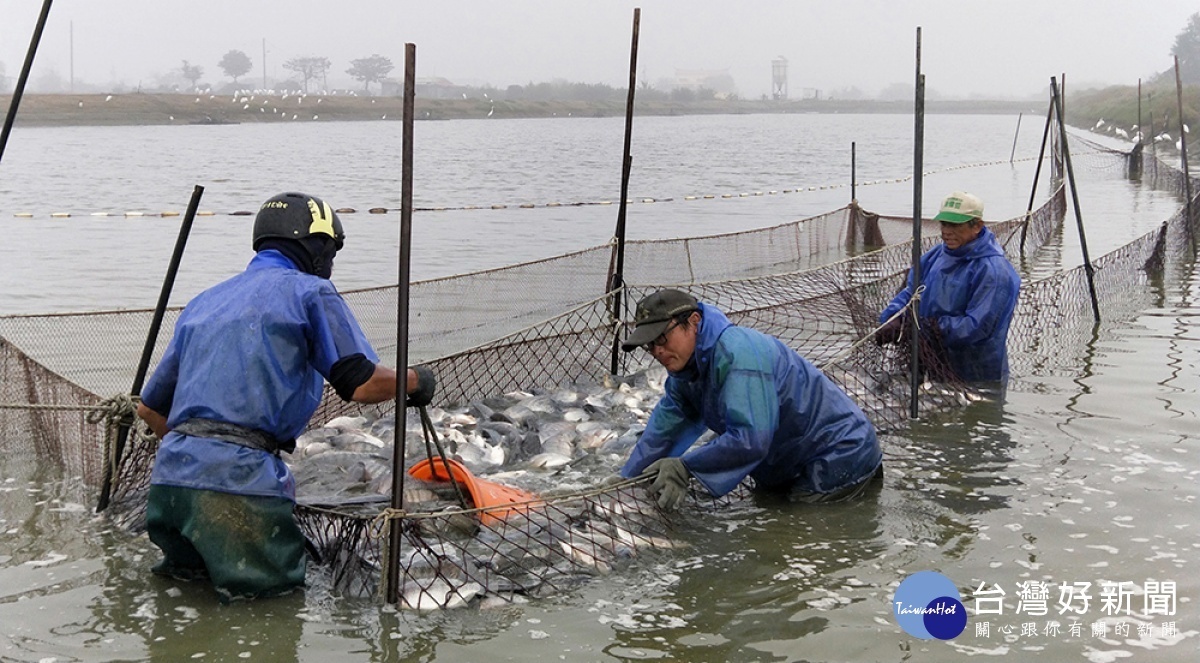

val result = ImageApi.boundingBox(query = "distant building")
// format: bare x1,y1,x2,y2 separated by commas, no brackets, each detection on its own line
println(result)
772,57,788,101
673,69,736,97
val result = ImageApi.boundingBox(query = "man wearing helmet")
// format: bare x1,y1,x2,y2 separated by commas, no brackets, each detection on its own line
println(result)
135,191,436,603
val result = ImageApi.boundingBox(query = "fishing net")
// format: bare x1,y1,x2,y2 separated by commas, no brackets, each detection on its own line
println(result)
3,125,1197,606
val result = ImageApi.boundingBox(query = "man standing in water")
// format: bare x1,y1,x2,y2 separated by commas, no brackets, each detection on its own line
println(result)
618,288,882,510
877,191,1021,383
136,191,436,602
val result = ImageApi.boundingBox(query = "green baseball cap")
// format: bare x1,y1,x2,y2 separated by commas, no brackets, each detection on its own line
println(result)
933,191,984,224
621,289,699,352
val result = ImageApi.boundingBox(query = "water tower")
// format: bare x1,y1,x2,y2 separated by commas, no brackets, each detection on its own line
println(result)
772,56,788,101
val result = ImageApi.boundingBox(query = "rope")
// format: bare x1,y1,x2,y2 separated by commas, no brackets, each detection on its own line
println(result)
10,157,1046,219
83,393,142,495
0,401,113,411
83,393,140,426
819,285,925,370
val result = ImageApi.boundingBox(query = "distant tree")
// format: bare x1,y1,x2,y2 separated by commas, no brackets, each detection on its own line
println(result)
1172,13,1200,84
670,87,697,103
218,50,252,84
181,60,203,89
283,56,330,93
831,85,866,101
346,54,393,93
878,82,914,101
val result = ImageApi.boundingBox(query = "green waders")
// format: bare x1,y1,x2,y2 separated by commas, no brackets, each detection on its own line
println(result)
146,484,306,603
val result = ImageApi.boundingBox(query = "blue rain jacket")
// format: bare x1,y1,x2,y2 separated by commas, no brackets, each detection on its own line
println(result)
620,303,881,497
880,226,1020,382
142,250,378,500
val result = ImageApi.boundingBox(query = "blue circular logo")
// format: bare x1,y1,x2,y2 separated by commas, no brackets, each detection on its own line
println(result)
893,571,967,640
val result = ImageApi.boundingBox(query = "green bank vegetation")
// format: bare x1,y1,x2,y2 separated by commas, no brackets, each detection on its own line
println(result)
2,93,1037,128
1067,81,1200,146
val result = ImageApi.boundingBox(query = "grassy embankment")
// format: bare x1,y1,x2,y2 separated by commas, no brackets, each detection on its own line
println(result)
2,93,1038,127
1065,81,1200,146
11,89,1195,152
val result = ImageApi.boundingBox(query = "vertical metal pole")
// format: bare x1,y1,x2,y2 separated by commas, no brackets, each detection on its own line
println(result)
262,38,268,89
97,185,204,512
1148,92,1156,158
851,141,857,203
1019,98,1055,253
1050,76,1101,323
1138,79,1143,148
1010,112,1023,163
909,28,924,420
1174,57,1193,230
69,21,74,92
0,0,54,167
387,42,417,605
608,7,640,376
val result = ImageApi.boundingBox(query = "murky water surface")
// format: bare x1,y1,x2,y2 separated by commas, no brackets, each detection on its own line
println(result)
0,113,1196,661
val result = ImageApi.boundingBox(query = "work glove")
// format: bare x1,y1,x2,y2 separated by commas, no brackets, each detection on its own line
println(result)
600,473,630,488
406,365,437,408
642,457,691,511
874,315,905,346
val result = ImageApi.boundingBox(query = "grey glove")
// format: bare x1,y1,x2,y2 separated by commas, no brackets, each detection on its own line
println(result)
406,365,437,408
643,457,690,511
600,473,629,488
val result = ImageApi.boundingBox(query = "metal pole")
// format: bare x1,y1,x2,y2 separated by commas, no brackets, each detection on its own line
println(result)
1138,79,1143,148
1128,78,1145,180
386,42,417,606
1010,112,1022,163
1174,57,1193,231
97,184,204,512
909,28,924,420
0,0,54,167
1019,98,1055,253
608,7,640,376
1050,76,1101,323
1148,92,1155,158
851,141,857,203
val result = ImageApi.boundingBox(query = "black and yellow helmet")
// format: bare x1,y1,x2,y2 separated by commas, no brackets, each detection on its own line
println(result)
252,192,345,251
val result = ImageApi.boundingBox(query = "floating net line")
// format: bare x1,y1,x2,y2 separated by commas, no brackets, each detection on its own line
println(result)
4,137,1197,606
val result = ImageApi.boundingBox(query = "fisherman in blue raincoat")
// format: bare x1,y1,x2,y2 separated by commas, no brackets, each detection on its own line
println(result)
618,289,882,510
136,191,436,602
877,191,1021,383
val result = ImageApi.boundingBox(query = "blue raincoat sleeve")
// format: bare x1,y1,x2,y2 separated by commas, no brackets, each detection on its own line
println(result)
619,387,707,478
930,259,1018,348
141,338,180,416
306,285,380,378
679,331,780,496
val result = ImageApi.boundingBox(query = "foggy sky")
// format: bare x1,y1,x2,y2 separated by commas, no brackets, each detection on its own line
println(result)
1,0,1196,99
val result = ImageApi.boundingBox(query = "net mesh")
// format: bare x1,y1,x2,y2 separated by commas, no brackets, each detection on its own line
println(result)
3,127,1197,606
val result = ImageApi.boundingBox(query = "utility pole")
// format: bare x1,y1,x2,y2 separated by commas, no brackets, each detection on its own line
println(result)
69,20,74,92
262,38,267,88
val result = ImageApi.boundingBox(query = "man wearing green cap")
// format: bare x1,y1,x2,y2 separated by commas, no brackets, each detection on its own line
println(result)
619,288,882,510
877,191,1020,383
